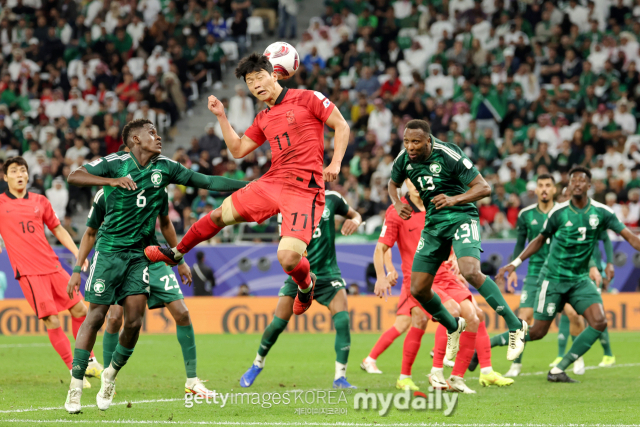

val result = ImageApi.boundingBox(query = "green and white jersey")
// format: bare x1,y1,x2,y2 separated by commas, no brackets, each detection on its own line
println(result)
390,137,480,229
83,151,196,253
86,187,169,249
514,203,553,279
540,199,625,281
281,191,350,283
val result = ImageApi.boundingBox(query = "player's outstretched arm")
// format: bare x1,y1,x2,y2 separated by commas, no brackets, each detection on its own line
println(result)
323,107,350,182
68,166,137,190
388,179,412,219
52,225,89,271
373,242,393,300
159,214,192,285
620,228,640,252
432,174,491,210
67,226,97,299
495,234,546,288
207,95,260,158
383,248,398,285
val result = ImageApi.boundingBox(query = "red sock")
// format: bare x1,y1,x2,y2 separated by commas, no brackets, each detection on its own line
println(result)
433,324,447,368
401,327,425,376
177,213,222,254
47,327,72,369
71,316,95,359
476,321,492,369
369,326,402,359
451,331,477,378
285,257,311,288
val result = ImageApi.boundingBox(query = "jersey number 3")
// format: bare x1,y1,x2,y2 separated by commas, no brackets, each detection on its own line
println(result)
417,176,435,191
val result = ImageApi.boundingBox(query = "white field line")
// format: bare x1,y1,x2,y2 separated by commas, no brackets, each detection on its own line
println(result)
0,341,161,349
1,421,640,426
464,362,640,380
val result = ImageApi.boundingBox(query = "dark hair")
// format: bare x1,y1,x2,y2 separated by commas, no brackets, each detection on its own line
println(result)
3,156,28,175
122,118,152,147
118,143,127,151
405,119,431,135
537,173,555,183
569,166,592,180
235,53,273,80
196,251,205,262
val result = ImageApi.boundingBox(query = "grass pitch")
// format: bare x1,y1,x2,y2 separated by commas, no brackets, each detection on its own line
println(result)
1,331,639,426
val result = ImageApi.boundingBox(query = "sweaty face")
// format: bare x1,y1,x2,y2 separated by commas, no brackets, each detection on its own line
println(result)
5,164,28,192
535,178,556,202
135,123,162,155
245,70,278,103
403,128,430,163
569,172,590,198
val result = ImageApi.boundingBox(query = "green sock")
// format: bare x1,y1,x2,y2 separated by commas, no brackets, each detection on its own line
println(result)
176,324,197,378
599,327,613,357
477,277,522,330
557,314,570,357
557,326,602,371
71,348,91,380
258,316,289,357
111,343,135,371
422,292,458,333
489,331,510,347
571,334,577,342
102,332,119,368
333,311,351,364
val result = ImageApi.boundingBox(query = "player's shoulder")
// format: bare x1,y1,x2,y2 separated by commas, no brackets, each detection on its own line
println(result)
547,200,570,218
105,151,131,161
292,88,331,106
432,138,465,164
93,188,105,204
152,155,179,167
590,199,615,215
517,203,538,218
325,190,348,206
393,149,407,166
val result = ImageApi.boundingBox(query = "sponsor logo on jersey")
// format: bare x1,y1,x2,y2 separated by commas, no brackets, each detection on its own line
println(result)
531,219,538,225
565,220,573,226
94,279,105,294
322,207,330,219
151,171,162,186
429,163,442,174
589,214,599,229
286,109,296,124
417,237,425,251
547,302,556,316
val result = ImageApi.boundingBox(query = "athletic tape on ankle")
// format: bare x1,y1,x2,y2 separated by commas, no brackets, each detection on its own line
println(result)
221,197,240,225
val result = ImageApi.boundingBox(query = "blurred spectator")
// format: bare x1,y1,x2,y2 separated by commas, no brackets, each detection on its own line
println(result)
237,284,251,296
193,251,216,296
199,123,224,159
228,85,255,134
368,98,392,144
46,177,69,220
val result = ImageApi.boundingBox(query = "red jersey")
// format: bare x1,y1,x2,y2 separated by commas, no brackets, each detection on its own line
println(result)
244,88,334,188
378,197,425,287
0,191,62,278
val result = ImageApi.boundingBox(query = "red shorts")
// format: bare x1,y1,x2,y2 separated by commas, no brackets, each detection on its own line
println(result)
19,269,82,319
397,283,430,318
232,178,325,245
432,268,472,304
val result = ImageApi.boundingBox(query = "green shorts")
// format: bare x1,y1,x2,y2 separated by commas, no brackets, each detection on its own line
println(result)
280,278,346,307
147,262,184,310
519,274,541,309
533,274,603,321
412,216,483,275
85,251,150,306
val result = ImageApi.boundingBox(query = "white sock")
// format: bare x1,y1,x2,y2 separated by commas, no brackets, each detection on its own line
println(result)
70,376,83,390
253,354,265,368
399,374,411,380
171,247,184,260
102,365,118,382
335,362,347,380
298,284,312,293
480,367,493,375
431,366,443,374
186,377,198,388
365,356,376,363
550,367,563,374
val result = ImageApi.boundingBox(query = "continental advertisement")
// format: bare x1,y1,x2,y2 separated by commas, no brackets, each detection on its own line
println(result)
1,294,640,336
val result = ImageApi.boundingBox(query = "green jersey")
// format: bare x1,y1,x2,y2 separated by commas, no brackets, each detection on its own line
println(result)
540,199,625,281
514,203,553,279
83,151,245,253
86,187,169,248
390,137,480,229
282,191,350,283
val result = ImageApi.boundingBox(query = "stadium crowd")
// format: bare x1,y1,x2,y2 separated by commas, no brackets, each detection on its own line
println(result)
3,0,640,242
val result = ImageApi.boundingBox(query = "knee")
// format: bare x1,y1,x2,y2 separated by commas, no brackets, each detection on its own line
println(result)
278,251,301,272
123,317,143,333
412,313,428,330
395,316,412,333
591,316,607,332
445,302,461,318
461,267,484,287
476,308,485,323
42,315,60,329
410,282,430,300
106,313,123,332
71,302,88,317
529,325,546,341
173,307,191,326
465,313,480,331
210,208,225,227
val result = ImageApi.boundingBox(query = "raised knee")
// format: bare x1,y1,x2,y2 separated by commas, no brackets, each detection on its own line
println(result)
461,269,483,287
476,308,485,323
210,209,226,227
529,326,545,341
278,252,301,272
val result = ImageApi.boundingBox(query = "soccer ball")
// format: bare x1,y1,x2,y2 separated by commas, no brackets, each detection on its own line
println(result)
263,42,299,80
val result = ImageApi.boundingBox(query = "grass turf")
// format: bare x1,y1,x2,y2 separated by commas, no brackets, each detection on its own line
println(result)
1,331,639,426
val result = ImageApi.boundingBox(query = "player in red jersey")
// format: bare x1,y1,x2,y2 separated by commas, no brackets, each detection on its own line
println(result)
145,53,349,315
0,157,101,385
360,180,430,391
